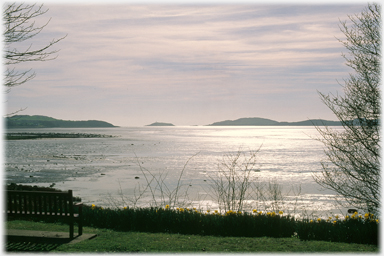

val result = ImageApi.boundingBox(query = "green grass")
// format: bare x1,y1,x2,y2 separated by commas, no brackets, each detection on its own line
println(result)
6,220,379,253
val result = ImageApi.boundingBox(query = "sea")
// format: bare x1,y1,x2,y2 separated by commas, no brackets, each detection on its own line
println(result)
4,126,348,218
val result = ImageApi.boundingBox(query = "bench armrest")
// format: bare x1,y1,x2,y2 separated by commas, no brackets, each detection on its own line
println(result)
74,202,83,207
74,202,83,217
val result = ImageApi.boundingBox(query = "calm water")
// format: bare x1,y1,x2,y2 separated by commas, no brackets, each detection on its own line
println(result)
5,126,346,217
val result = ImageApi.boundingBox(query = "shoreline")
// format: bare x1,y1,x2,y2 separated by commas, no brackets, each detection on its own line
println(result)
5,132,115,140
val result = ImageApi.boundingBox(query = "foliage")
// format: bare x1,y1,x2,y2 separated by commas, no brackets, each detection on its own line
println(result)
82,204,295,238
315,3,381,214
76,204,378,245
120,152,199,209
297,212,379,245
6,184,379,246
107,149,306,217
207,149,260,212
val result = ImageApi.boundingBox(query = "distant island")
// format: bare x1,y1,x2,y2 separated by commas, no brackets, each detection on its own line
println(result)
207,117,342,126
5,115,117,128
146,122,175,126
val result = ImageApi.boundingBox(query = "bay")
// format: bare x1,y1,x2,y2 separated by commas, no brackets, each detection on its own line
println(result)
4,126,346,217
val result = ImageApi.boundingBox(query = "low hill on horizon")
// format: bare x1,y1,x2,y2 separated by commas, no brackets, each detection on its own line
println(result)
5,115,117,128
208,117,342,126
146,122,175,126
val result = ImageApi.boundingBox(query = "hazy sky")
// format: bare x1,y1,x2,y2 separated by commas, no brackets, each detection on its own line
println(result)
5,1,368,126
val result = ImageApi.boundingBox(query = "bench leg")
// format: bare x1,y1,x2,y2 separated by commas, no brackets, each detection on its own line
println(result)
78,206,83,236
79,220,83,236
70,222,74,239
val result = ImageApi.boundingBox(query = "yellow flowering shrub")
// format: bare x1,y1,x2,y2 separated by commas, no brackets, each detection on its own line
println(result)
225,210,236,216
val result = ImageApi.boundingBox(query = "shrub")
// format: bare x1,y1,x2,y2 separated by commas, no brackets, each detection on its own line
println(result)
79,204,378,245
297,213,378,245
81,205,296,238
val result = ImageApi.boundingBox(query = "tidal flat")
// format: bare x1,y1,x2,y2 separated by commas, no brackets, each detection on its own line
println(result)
5,126,347,217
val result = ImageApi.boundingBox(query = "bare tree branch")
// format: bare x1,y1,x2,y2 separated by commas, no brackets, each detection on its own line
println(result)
3,3,66,100
314,3,381,214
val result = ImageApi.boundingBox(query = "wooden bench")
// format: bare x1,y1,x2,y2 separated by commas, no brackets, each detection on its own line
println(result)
6,190,83,239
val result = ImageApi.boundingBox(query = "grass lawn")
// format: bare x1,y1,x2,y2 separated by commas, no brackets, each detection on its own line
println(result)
5,220,379,253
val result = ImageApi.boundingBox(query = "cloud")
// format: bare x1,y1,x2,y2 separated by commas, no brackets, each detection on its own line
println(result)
5,3,367,125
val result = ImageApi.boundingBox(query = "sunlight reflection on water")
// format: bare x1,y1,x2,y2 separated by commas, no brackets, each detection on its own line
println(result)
5,126,347,217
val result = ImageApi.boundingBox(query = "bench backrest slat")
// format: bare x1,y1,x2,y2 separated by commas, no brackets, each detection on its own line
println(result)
27,194,31,214
38,194,42,214
58,196,63,215
14,194,17,213
68,190,73,215
33,194,38,214
8,193,13,213
64,194,68,214
17,194,21,213
21,193,25,214
47,195,51,214
53,195,58,214
6,190,73,215
45,195,48,214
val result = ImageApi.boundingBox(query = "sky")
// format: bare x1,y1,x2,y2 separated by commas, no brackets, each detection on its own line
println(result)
4,1,369,127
